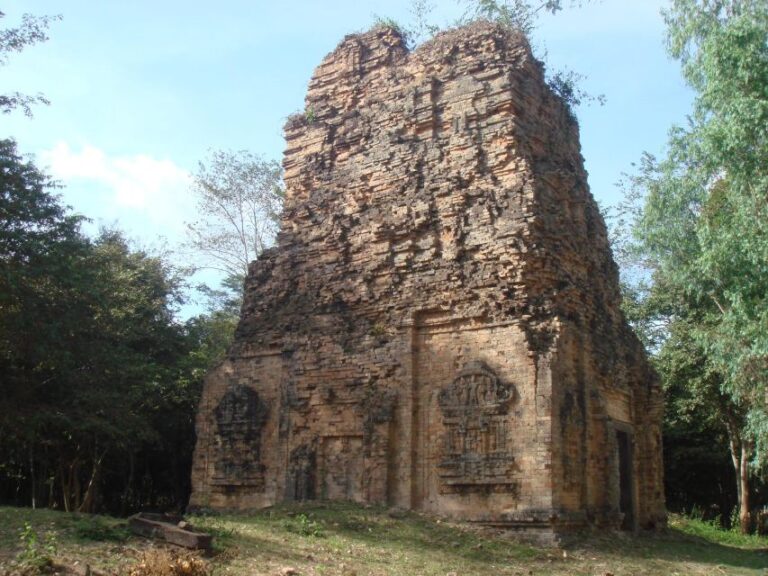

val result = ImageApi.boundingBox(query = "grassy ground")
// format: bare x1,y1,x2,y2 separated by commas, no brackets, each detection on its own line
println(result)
0,503,766,575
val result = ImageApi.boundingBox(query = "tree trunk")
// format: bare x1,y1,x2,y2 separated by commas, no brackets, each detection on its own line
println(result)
721,401,752,533
121,452,135,517
47,464,55,508
59,463,70,513
724,419,752,533
738,442,752,534
79,450,106,514
29,442,36,510
60,458,80,512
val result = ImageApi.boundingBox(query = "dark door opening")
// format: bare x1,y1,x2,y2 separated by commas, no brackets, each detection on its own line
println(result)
616,429,635,530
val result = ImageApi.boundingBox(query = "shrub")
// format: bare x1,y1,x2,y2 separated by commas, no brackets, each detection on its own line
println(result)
15,522,57,572
283,513,324,538
128,549,210,576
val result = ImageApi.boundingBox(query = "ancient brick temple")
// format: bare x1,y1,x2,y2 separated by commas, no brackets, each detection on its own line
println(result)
190,22,666,537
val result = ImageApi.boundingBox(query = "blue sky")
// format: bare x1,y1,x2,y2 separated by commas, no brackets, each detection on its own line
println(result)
3,1,693,309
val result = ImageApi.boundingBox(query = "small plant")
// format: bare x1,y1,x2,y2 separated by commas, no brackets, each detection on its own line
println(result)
728,506,741,533
371,15,413,46
304,106,317,124
284,513,324,538
370,323,387,338
128,548,210,576
409,0,440,45
16,522,57,571
546,68,605,112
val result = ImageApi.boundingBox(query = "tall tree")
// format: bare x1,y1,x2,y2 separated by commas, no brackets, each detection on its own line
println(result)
622,0,768,532
0,140,208,513
0,138,87,509
185,149,283,282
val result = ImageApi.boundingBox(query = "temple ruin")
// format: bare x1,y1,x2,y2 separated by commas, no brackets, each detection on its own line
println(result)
190,22,666,539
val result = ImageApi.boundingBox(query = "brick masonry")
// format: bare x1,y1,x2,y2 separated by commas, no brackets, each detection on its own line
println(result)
189,22,666,537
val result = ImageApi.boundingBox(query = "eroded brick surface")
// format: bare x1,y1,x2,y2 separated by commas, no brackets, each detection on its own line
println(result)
190,22,666,537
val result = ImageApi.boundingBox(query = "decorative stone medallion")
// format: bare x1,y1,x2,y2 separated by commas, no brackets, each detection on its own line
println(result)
437,361,518,494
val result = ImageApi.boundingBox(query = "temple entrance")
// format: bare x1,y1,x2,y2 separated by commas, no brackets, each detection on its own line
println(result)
616,429,635,530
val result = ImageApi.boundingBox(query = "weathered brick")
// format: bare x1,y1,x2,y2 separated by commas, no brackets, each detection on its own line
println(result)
189,22,665,539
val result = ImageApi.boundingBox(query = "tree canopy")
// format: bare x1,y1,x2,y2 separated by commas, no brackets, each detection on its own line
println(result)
618,0,768,532
0,139,229,513
185,149,283,282
0,11,60,116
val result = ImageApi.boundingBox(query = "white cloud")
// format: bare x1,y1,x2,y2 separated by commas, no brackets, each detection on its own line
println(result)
40,142,194,239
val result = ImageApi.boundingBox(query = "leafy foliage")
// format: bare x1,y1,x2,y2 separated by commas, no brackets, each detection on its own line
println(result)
371,15,412,45
185,150,283,280
0,139,227,515
459,0,589,36
614,0,768,532
16,521,57,571
0,10,60,116
372,0,602,113
547,69,606,108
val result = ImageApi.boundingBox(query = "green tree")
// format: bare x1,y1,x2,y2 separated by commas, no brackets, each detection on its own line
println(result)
0,140,208,513
0,10,60,116
0,138,87,509
621,0,768,532
656,316,740,523
185,149,283,282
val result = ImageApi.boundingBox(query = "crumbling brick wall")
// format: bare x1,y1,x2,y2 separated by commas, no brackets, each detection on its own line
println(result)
190,22,666,537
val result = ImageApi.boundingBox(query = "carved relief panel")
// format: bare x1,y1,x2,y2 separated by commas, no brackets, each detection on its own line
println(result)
212,384,269,490
437,361,518,494
320,436,364,502
286,445,316,501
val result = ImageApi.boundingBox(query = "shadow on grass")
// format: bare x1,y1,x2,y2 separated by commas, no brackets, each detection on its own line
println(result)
0,506,316,571
568,526,767,572
0,506,131,548
4,504,766,574
212,531,317,568
224,502,768,573
216,501,542,568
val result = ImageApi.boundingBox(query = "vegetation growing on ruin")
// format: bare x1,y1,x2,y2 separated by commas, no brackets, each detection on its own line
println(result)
369,0,604,112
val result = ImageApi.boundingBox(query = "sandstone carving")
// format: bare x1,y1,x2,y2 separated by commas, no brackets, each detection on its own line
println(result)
190,22,666,540
437,361,517,495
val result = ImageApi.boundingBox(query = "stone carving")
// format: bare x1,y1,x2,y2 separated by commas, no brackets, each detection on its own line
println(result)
320,436,364,500
438,361,514,416
212,385,269,489
438,362,517,493
286,445,316,501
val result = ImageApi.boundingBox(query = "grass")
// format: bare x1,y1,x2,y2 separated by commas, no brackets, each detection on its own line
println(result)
670,515,768,549
0,506,138,575
0,503,766,575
